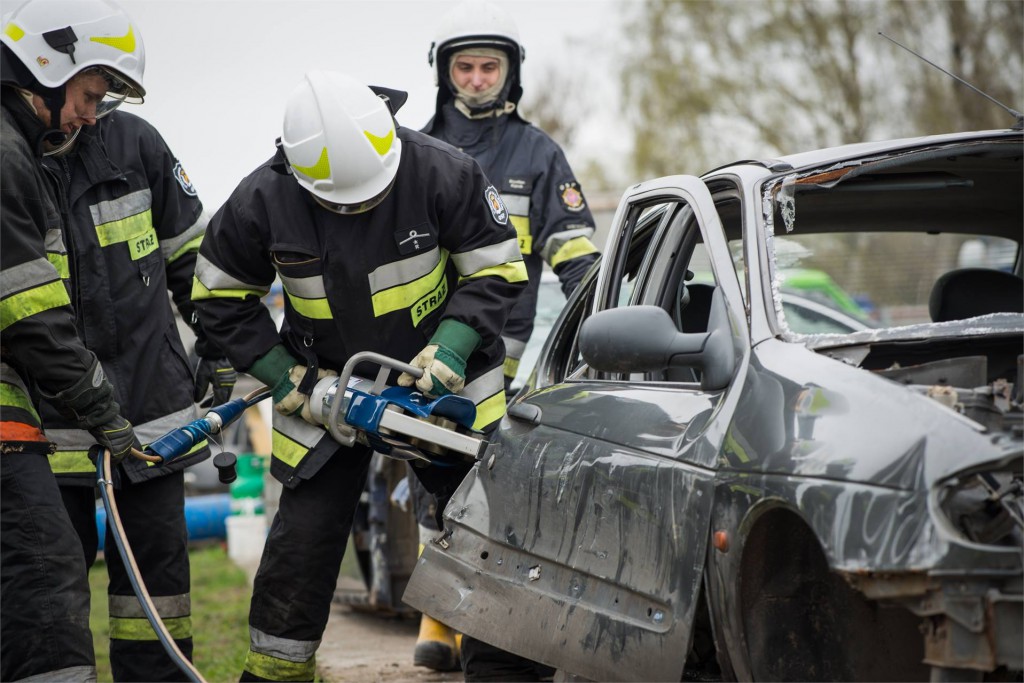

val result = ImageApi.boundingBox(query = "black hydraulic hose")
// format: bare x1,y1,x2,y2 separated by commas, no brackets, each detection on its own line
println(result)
96,448,208,683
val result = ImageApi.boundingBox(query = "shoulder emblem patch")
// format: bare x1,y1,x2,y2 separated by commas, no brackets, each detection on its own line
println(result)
484,185,508,225
559,181,585,212
173,161,197,197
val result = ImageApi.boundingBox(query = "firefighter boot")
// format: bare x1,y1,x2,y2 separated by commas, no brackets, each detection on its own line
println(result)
413,614,460,671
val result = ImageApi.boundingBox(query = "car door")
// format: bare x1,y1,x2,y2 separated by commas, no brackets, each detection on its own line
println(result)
405,177,748,682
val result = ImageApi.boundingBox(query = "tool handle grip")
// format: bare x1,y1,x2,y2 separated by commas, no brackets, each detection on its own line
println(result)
328,352,423,444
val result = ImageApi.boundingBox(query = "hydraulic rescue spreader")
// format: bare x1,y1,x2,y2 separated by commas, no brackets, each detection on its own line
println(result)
97,352,490,682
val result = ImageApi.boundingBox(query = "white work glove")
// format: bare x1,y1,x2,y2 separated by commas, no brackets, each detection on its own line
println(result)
397,319,479,399
274,365,338,425
398,344,466,398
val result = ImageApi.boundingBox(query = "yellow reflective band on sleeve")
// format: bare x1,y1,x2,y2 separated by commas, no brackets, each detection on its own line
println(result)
471,391,507,432
291,148,330,180
109,615,192,641
372,253,447,317
0,382,40,421
244,650,316,682
502,356,520,380
95,210,158,261
272,429,309,468
285,292,332,319
48,450,94,475
0,280,71,331
89,25,136,54
511,216,532,254
167,234,203,264
549,236,598,270
191,277,265,302
462,260,528,284
46,252,69,279
410,275,448,327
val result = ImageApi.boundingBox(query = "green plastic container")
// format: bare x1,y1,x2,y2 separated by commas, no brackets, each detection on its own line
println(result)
230,453,265,515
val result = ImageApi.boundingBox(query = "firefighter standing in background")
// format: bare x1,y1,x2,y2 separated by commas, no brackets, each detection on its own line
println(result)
424,0,599,393
36,58,235,683
0,0,147,678
191,70,526,682
409,1,600,675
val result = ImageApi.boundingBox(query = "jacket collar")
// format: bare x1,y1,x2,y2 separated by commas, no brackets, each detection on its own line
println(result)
1,85,49,156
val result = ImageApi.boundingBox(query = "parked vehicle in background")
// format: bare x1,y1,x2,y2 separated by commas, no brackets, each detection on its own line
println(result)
405,128,1024,682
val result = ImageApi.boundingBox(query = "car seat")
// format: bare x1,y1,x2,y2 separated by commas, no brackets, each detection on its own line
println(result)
928,268,1024,322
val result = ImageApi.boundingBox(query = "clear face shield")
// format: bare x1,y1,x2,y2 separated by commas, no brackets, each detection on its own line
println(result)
310,175,397,215
95,67,144,118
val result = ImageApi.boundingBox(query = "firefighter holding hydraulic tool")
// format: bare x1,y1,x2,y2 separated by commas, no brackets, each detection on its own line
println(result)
191,70,526,681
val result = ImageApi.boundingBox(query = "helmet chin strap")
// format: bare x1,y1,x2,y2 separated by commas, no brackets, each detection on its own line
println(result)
40,89,74,155
13,87,72,156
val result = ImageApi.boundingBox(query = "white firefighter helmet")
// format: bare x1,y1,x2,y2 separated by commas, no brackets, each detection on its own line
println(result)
1,0,145,117
428,0,524,88
282,71,402,214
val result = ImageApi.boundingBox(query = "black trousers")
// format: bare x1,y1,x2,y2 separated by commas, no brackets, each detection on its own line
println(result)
1,451,95,681
62,470,193,682
241,443,375,682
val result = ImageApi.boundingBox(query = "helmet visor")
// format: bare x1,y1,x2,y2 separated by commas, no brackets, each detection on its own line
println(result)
311,175,396,216
93,67,144,118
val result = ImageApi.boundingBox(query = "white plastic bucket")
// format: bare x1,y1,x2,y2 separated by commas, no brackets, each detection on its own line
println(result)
226,514,267,569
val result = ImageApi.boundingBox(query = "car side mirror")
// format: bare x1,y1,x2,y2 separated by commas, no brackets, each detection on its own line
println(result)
579,291,735,391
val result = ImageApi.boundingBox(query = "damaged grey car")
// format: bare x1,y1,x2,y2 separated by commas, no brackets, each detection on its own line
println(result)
404,128,1024,682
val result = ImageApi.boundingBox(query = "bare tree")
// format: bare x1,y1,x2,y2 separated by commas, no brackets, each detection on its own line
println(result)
621,0,1023,177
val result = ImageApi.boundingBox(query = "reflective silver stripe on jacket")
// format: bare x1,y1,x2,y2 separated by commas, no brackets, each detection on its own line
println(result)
18,665,97,682
89,188,151,226
501,335,527,361
277,273,326,300
109,593,190,619
501,194,530,216
160,211,208,261
250,626,321,662
0,361,30,394
45,228,67,258
272,412,326,447
540,226,596,263
1,258,61,298
451,239,522,276
48,404,200,450
461,365,505,406
367,248,441,295
194,253,271,294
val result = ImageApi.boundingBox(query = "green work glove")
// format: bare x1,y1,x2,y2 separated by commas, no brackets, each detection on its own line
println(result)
248,345,338,425
398,319,481,398
272,364,338,425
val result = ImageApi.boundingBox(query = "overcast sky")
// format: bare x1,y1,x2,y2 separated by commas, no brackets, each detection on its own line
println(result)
112,0,628,212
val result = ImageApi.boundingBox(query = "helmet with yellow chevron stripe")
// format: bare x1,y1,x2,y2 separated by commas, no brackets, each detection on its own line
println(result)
1,0,145,121
282,71,403,215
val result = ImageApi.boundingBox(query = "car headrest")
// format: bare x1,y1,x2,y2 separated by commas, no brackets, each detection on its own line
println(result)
929,268,1024,323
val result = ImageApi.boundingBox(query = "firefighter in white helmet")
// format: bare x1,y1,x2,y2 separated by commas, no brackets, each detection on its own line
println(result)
192,70,526,682
409,1,600,676
1,0,146,679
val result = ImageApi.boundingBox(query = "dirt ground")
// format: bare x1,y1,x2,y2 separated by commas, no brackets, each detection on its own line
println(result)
316,577,463,683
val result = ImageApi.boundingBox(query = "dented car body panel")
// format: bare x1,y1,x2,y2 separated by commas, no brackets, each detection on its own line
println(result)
404,130,1024,681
